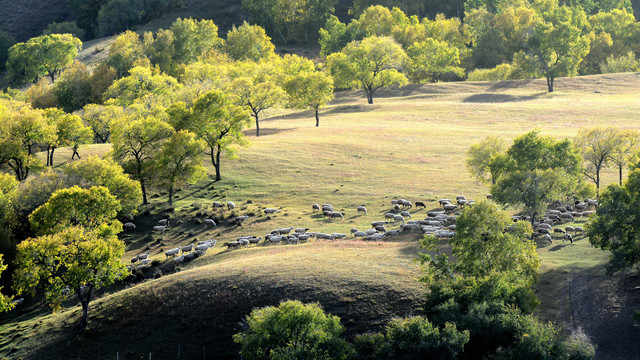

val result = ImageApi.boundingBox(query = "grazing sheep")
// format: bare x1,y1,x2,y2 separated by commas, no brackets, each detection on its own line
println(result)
330,212,344,219
553,228,566,235
264,208,280,215
333,233,347,240
439,199,451,207
565,226,575,234
203,219,217,227
312,204,320,212
401,223,416,231
136,252,150,262
393,204,401,211
375,226,387,233
350,228,359,234
538,223,552,230
391,200,399,205
173,255,185,264
354,231,367,239
564,233,573,243
278,227,294,235
158,219,171,226
543,234,552,243
364,233,384,241
298,234,310,241
575,227,584,234
443,204,458,212
357,206,367,215
165,247,181,258
213,201,224,209
538,228,551,235
130,254,140,263
323,210,333,218
227,201,235,210
123,222,136,231
393,214,405,224
364,229,378,235
575,202,587,211
385,212,395,220
415,201,426,209
560,213,574,221
401,200,413,209
371,221,387,227
385,230,400,237
295,228,309,233
400,211,412,219
322,204,334,211
181,244,194,254
234,215,249,225
139,258,152,265
153,225,168,234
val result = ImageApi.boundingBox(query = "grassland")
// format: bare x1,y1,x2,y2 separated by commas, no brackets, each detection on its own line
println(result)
2,73,640,359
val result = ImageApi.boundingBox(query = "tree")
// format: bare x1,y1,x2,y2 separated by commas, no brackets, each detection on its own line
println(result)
28,185,122,236
609,130,640,185
42,21,86,40
488,131,590,222
51,60,92,113
233,300,352,360
574,127,618,190
13,226,126,328
0,104,52,181
327,36,408,104
0,30,16,73
466,136,507,185
143,29,176,75
170,18,223,64
105,31,146,78
225,22,275,62
81,104,126,143
7,34,82,83
0,255,14,312
43,109,92,167
228,61,286,137
155,130,207,205
172,90,251,181
284,71,334,127
103,66,182,107
587,170,640,274
97,0,145,37
516,16,590,92
66,0,107,38
384,317,470,360
406,38,464,83
111,114,173,204
600,51,640,73
63,156,142,216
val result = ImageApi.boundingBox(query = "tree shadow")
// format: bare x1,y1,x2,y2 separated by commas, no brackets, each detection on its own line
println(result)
487,79,535,91
242,127,295,138
462,93,545,103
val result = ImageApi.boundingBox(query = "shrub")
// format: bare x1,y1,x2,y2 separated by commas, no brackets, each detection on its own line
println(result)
42,21,86,40
600,51,639,74
234,300,353,360
467,63,514,81
385,317,469,360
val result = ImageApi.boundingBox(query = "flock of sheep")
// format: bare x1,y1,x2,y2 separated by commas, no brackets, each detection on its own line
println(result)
122,195,597,269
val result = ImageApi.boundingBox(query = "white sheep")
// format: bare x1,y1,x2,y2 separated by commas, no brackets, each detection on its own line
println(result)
181,244,194,254
123,222,136,231
153,225,168,234
173,255,185,264
227,201,235,210
354,231,367,239
400,211,411,219
165,247,181,258
312,204,320,212
158,218,171,226
203,219,217,227
139,258,152,265
393,214,405,224
384,212,395,220
295,228,309,233
234,215,249,225
264,208,280,215
357,206,367,215
330,212,344,219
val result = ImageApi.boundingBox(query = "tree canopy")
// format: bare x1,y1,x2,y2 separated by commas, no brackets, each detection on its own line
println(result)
7,34,82,83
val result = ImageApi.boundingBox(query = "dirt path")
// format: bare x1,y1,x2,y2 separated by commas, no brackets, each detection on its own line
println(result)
566,272,640,359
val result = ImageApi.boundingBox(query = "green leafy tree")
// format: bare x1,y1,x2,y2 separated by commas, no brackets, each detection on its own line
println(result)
97,0,145,36
43,108,92,167
171,90,251,181
155,130,207,205
51,60,92,112
601,51,640,73
28,185,122,236
234,300,352,360
111,114,174,204
0,30,16,73
0,104,52,181
466,136,506,184
66,0,107,38
7,34,82,83
327,36,408,104
170,18,223,64
228,61,286,137
489,131,590,221
574,127,618,190
13,226,126,328
105,30,147,78
103,66,182,107
42,21,86,40
225,22,275,62
81,104,126,144
384,317,470,360
284,71,334,127
587,170,640,274
609,130,640,185
406,38,464,83
318,15,357,56
0,254,14,312
63,156,143,216
143,29,176,75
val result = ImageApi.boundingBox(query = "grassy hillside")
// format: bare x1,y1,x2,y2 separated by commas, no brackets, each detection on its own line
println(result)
1,73,640,359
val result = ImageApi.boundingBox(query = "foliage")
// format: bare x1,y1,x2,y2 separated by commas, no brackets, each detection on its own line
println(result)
155,130,206,205
81,104,126,143
25,79,59,110
51,61,92,112
467,64,515,81
609,130,640,185
42,108,93,166
7,34,82,83
105,31,147,78
283,70,334,126
111,113,173,203
28,185,122,236
0,255,14,312
63,156,142,216
13,226,126,328
587,170,640,274
42,21,86,40
97,0,145,37
406,38,464,83
169,18,223,65
466,136,506,184
0,30,16,73
327,36,408,104
103,66,182,107
66,0,107,38
574,127,618,190
143,29,176,75
225,22,275,62
600,51,640,73
233,300,352,360
383,317,469,360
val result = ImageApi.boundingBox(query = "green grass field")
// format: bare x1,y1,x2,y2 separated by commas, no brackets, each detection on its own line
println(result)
2,72,640,359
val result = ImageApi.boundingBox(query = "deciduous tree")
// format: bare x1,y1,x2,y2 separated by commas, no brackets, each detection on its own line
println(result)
574,127,618,190
0,255,14,312
7,34,82,83
466,136,506,184
284,70,334,126
225,22,275,62
105,31,146,78
609,130,640,185
170,18,223,64
43,109,92,167
81,104,126,143
406,38,464,83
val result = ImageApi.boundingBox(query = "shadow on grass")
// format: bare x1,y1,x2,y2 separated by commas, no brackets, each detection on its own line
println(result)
462,93,545,103
487,79,535,91
242,127,295,138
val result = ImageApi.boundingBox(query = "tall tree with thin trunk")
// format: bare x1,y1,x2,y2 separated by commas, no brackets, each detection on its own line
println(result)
284,71,334,127
575,127,618,191
111,115,174,205
609,130,640,186
43,109,92,167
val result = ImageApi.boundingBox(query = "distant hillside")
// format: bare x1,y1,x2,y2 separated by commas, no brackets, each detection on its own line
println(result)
0,0,71,41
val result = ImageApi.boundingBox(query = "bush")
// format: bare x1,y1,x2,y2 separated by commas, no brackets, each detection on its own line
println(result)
467,63,514,81
385,317,469,360
600,51,639,74
42,21,86,40
233,300,353,360
0,30,16,73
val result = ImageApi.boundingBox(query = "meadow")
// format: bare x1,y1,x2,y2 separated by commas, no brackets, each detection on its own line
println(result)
1,72,640,359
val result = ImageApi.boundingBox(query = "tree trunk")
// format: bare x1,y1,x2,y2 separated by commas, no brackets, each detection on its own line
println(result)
49,146,56,167
46,148,51,166
619,165,623,186
168,186,174,206
77,287,92,329
596,170,600,191
366,88,373,104
48,70,56,83
254,113,260,137
547,76,554,92
211,148,221,181
140,178,148,205
315,108,319,127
